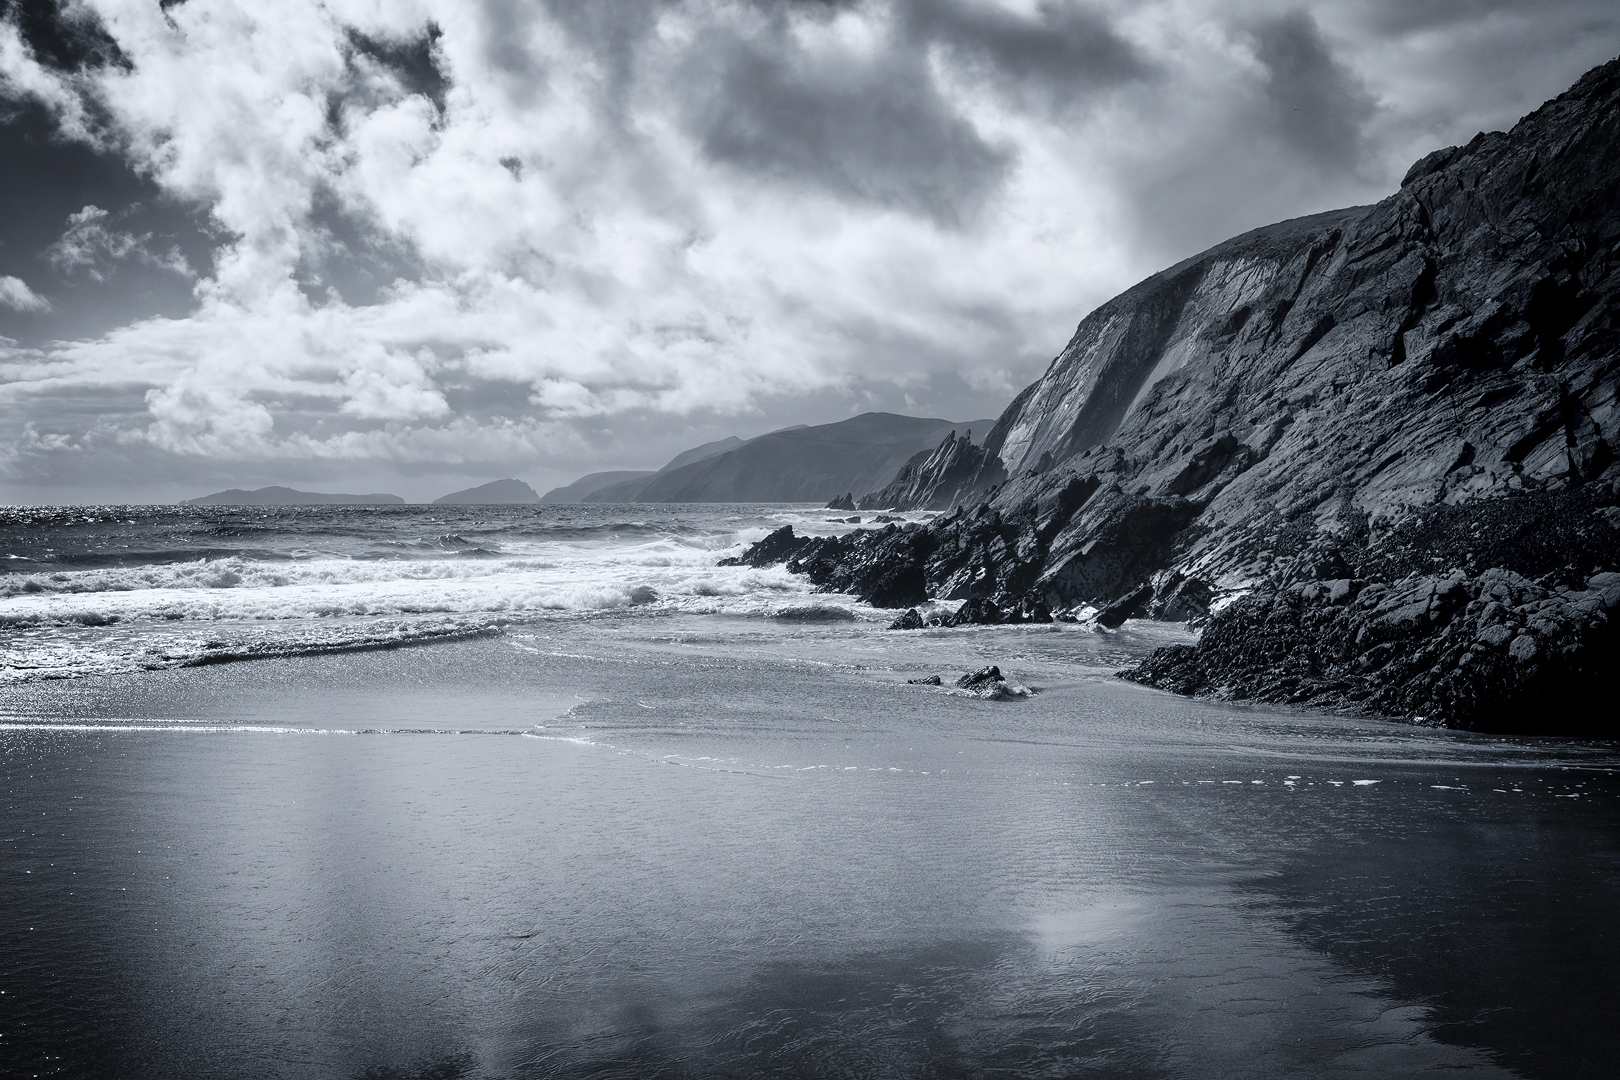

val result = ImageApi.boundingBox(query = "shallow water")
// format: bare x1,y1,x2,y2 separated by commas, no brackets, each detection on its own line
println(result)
2,616,1615,1079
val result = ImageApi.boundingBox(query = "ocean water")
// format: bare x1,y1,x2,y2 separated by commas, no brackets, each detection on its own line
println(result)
0,504,875,683
1,505,1616,1079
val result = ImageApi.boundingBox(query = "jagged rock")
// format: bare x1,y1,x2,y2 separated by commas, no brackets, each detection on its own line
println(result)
955,665,1004,691
943,597,1002,626
723,58,1620,733
859,429,1008,511
826,493,857,511
906,674,942,685
1122,568,1620,735
1095,583,1153,628
888,608,925,630
719,525,811,568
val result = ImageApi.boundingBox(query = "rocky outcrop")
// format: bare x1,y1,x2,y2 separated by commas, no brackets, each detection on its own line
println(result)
858,429,1007,510
1123,568,1620,735
825,493,857,511
725,58,1620,735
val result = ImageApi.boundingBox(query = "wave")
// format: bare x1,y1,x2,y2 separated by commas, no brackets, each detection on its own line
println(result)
0,616,504,685
0,505,892,685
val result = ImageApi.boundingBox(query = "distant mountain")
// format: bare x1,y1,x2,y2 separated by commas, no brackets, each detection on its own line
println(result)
185,486,404,505
619,413,997,504
580,436,747,503
540,470,656,504
433,479,540,505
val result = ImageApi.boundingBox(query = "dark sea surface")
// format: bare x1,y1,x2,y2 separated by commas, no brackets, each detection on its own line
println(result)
1,505,1616,1078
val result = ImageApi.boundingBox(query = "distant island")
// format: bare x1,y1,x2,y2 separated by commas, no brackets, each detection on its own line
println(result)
433,479,540,505
184,486,404,505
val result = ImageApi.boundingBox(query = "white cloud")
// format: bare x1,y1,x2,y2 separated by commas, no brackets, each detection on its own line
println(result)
0,0,1616,500
0,275,50,312
45,204,194,281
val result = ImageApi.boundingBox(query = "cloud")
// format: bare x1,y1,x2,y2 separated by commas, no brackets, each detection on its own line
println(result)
45,204,194,281
0,274,49,311
1248,10,1376,173
684,25,1011,226
0,0,1617,501
908,0,1150,113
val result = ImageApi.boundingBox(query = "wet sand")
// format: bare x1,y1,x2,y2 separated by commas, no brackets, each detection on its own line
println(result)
2,624,1616,1078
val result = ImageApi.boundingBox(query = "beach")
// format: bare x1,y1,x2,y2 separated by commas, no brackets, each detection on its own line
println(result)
3,598,1616,1078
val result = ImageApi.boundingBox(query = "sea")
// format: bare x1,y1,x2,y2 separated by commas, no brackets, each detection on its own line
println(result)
0,504,1615,1079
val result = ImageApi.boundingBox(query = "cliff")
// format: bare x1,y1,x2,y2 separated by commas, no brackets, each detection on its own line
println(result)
729,57,1620,734
858,429,1006,511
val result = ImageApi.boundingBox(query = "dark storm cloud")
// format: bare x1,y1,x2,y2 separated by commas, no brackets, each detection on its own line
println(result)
679,2,1151,225
1360,0,1599,35
686,27,1011,226
344,23,449,120
904,0,1151,113
0,0,127,74
1249,10,1376,173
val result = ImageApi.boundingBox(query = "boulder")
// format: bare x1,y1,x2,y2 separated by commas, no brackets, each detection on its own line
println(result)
955,666,1004,691
888,608,925,630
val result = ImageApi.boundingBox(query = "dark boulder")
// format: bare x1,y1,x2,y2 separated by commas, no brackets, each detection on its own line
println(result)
825,493,856,511
955,665,1004,691
888,608,925,630
1096,584,1154,628
906,674,942,685
944,597,1002,626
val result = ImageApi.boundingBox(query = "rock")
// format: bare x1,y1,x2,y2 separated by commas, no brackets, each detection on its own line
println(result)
859,429,1007,511
944,597,1002,626
1096,584,1153,628
907,674,942,685
718,525,812,568
826,492,857,511
889,608,925,630
955,666,1004,691
1120,565,1618,735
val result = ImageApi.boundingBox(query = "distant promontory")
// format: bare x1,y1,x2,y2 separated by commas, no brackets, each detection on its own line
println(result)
433,479,540,505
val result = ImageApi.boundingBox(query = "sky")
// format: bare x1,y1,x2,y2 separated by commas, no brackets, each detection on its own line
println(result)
1,0,1617,503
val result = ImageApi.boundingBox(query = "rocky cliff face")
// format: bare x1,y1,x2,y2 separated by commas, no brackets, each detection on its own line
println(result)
858,429,1006,511
731,57,1620,734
